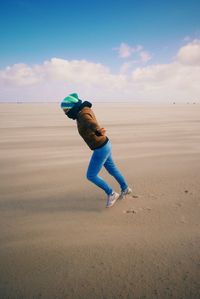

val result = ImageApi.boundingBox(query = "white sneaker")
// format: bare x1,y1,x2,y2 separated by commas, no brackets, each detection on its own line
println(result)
106,191,119,208
119,187,132,200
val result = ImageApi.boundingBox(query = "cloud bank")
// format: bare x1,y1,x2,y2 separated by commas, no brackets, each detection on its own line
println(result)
0,40,200,102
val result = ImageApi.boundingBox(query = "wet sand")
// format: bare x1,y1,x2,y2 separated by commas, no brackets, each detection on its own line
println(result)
0,103,200,299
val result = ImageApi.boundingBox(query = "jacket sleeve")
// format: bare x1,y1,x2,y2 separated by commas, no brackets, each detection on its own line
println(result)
80,112,101,133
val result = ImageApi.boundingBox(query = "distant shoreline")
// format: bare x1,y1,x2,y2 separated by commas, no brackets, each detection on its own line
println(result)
0,101,199,104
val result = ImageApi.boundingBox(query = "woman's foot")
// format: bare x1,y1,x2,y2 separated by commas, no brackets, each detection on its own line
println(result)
119,187,132,200
106,191,119,208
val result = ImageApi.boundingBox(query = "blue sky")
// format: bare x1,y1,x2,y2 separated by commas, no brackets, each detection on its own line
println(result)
0,0,200,101
1,0,199,68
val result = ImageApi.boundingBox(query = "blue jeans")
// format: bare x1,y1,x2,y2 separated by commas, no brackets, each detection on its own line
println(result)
86,140,128,195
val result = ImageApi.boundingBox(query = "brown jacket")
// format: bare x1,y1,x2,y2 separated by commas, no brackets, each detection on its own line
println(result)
76,107,107,150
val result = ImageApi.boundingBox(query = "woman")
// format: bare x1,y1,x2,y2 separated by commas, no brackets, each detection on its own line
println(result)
61,93,132,208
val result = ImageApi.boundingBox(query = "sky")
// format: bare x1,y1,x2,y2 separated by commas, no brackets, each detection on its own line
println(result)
0,0,200,102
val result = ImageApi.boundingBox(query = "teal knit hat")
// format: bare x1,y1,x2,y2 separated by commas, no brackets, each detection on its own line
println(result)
60,93,79,109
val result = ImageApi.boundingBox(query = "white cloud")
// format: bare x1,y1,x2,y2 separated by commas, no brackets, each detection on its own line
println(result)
120,61,134,74
177,39,200,65
132,61,200,101
0,40,200,102
0,58,128,101
114,42,152,64
129,40,200,101
139,51,152,63
0,63,41,86
0,58,126,88
116,42,135,58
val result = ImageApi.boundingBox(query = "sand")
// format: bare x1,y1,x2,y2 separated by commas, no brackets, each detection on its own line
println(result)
0,102,200,299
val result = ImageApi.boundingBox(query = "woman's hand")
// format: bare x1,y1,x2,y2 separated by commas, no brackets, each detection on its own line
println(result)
98,128,106,135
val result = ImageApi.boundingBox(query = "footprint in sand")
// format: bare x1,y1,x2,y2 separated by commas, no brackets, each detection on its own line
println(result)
123,208,137,214
123,206,152,214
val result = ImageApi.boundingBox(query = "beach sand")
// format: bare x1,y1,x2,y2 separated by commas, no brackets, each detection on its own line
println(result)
0,103,200,299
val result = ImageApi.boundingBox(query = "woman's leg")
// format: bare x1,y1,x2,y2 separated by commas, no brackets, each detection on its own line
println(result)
104,152,128,191
86,144,113,195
